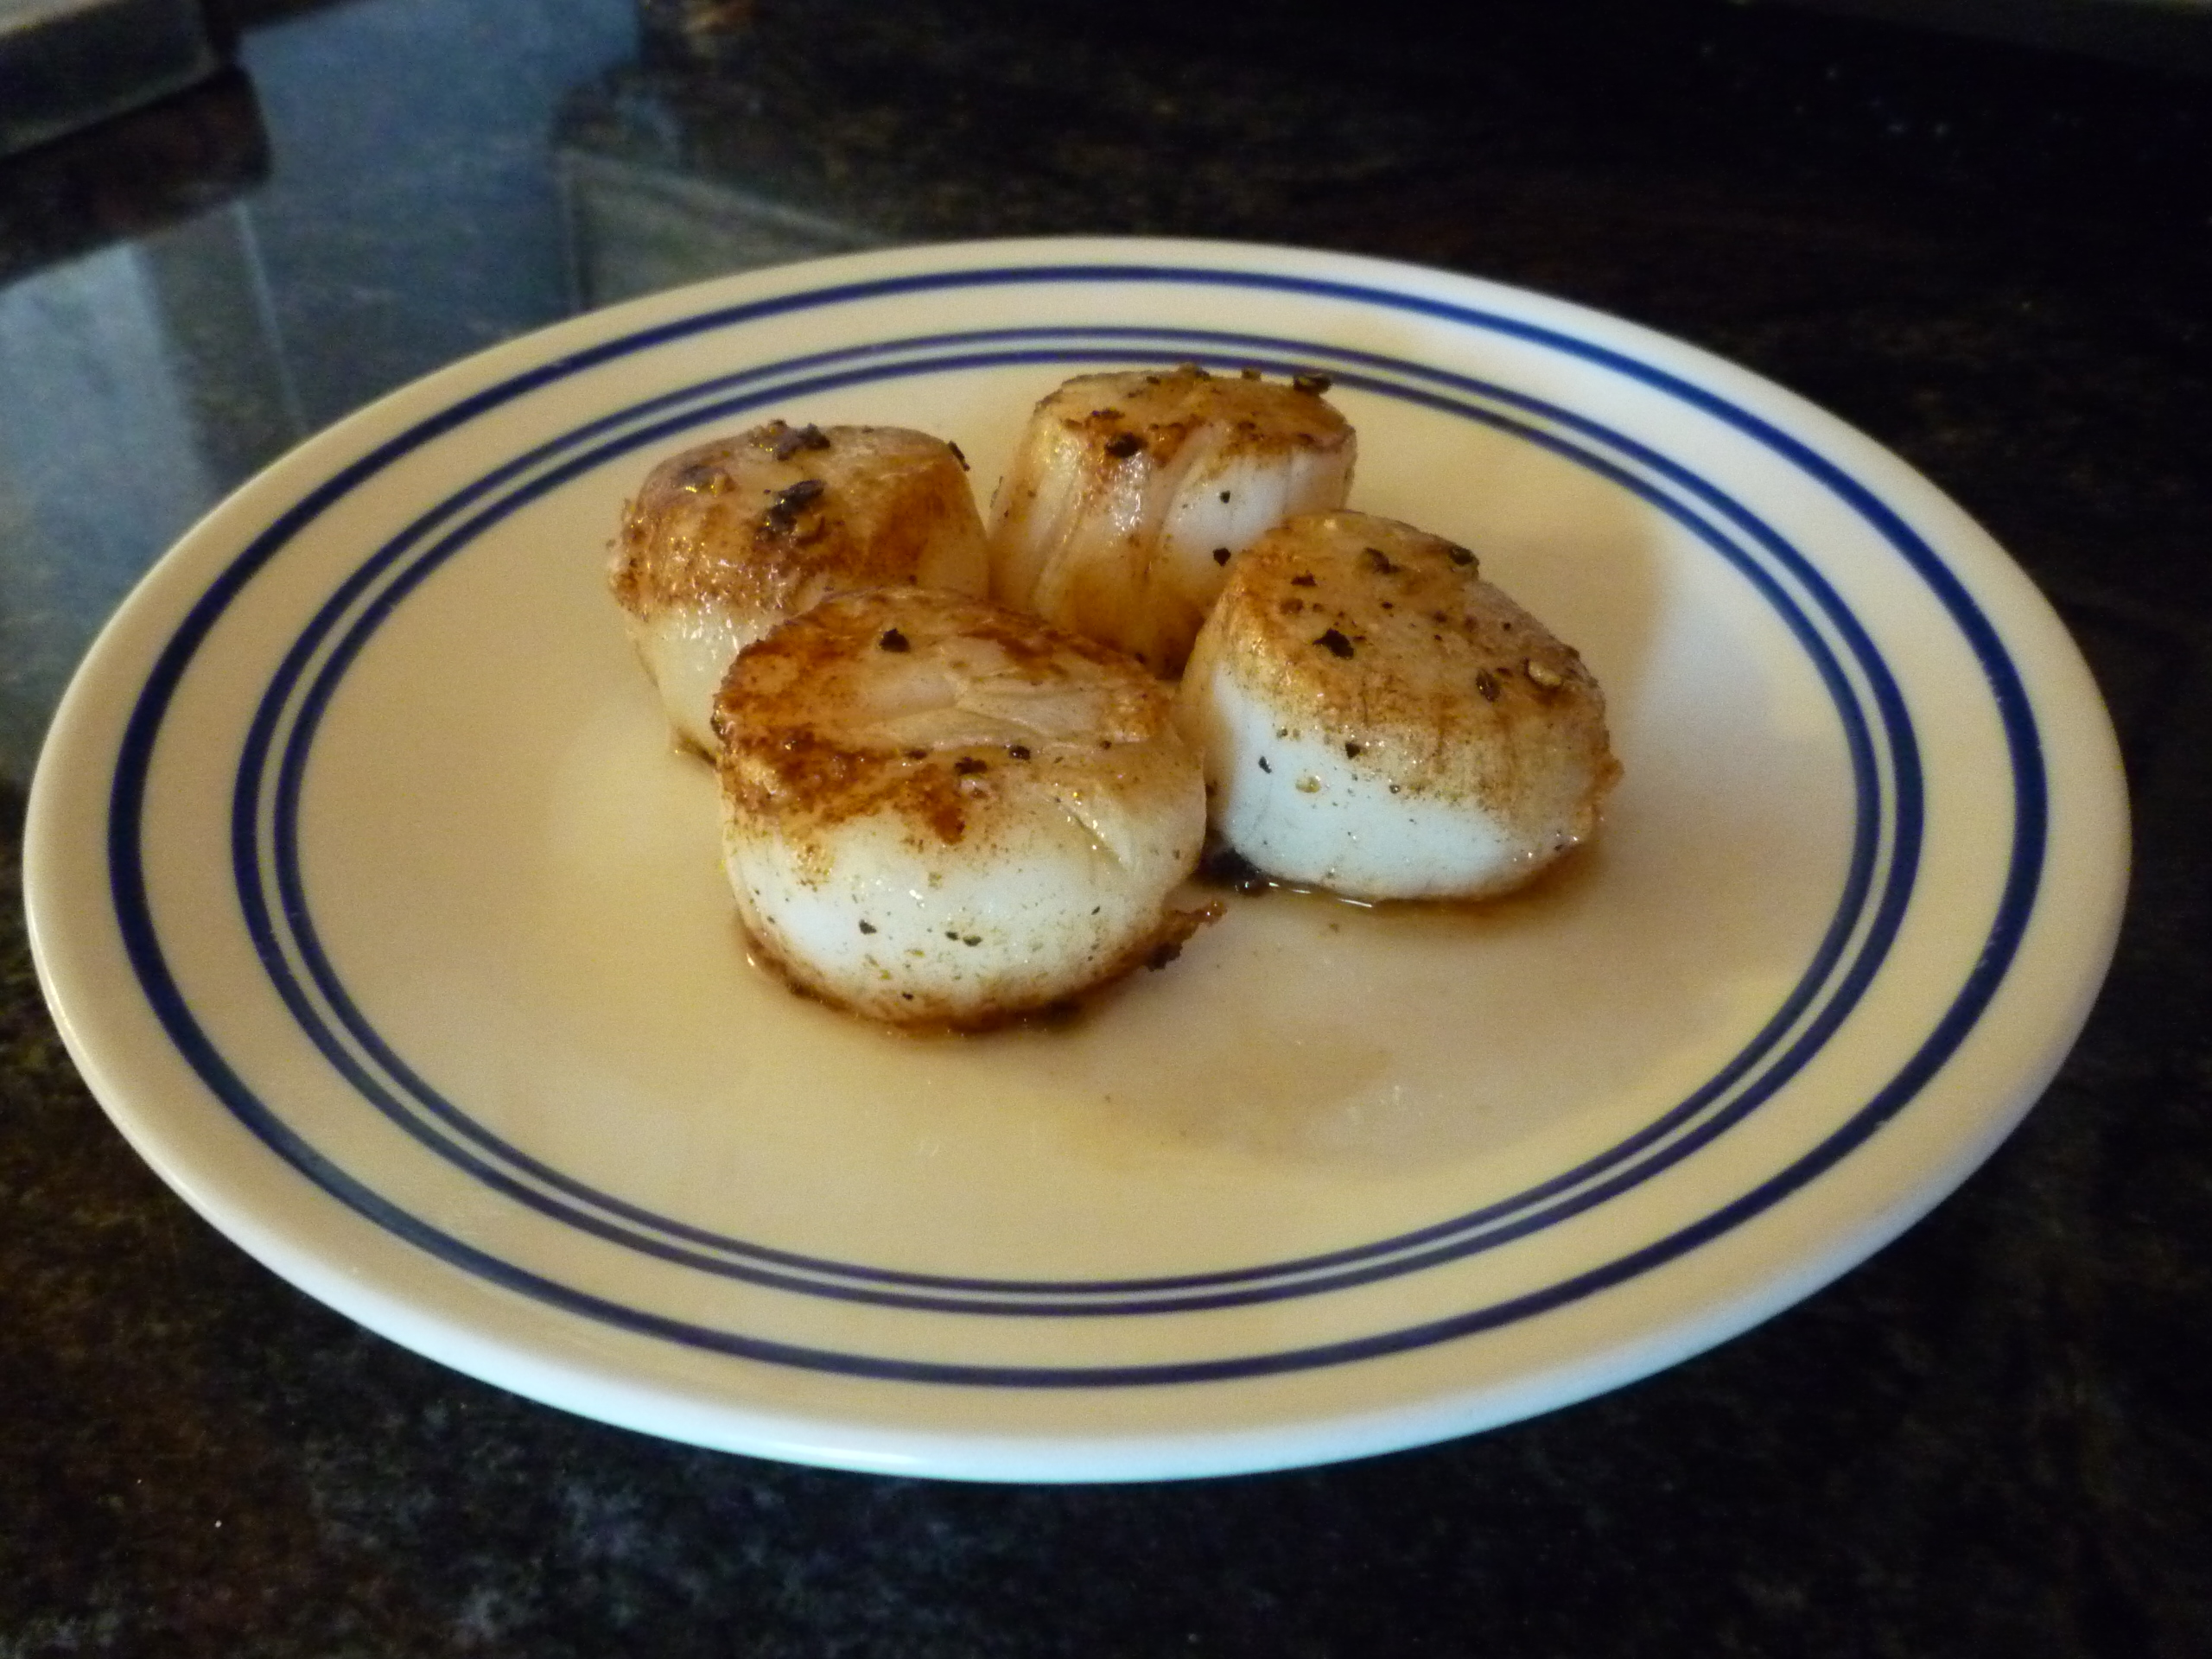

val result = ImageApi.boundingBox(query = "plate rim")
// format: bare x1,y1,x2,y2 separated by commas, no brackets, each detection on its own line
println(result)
22,235,2131,1479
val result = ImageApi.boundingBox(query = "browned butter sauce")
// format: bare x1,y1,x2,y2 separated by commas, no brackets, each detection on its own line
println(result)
739,837,1606,1040
1190,834,1605,925
720,841,1616,1175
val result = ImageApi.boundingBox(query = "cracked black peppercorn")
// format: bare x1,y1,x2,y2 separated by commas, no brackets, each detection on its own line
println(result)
762,477,825,530
769,423,831,461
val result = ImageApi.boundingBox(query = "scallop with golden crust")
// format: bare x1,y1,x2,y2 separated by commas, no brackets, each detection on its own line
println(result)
715,588,1211,1029
1174,510,1618,900
988,365,1355,677
611,420,989,753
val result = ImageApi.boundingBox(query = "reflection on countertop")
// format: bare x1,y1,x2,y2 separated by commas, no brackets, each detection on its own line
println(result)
5,0,2207,781
0,0,635,779
554,1,1459,305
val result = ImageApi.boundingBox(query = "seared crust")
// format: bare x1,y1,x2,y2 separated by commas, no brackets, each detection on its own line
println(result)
715,589,1209,1028
1017,365,1352,476
609,421,987,625
716,594,1174,855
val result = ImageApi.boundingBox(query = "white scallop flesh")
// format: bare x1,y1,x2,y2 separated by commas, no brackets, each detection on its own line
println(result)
610,421,989,752
988,365,1355,676
1174,511,1618,901
715,589,1210,1028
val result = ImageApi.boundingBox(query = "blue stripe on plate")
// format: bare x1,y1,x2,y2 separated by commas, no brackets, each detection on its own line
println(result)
108,262,2032,1385
236,334,1902,1314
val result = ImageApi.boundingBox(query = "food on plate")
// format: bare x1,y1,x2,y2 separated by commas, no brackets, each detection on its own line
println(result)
1174,510,1618,901
609,420,989,753
714,588,1212,1029
988,365,1356,677
613,381,1611,1033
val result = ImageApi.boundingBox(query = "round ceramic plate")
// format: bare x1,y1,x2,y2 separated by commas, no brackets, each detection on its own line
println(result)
25,238,2126,1481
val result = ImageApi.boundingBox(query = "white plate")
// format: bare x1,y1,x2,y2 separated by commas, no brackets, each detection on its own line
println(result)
24,238,2127,1481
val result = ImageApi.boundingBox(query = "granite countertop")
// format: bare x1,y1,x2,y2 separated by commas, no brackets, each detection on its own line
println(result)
3,1,2208,1651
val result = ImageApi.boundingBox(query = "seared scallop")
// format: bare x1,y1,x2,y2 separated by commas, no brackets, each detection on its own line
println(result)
1174,511,1618,901
715,589,1211,1029
610,421,989,753
988,365,1356,676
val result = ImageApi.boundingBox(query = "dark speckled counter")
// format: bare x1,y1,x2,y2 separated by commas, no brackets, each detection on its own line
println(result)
3,1,2208,1652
